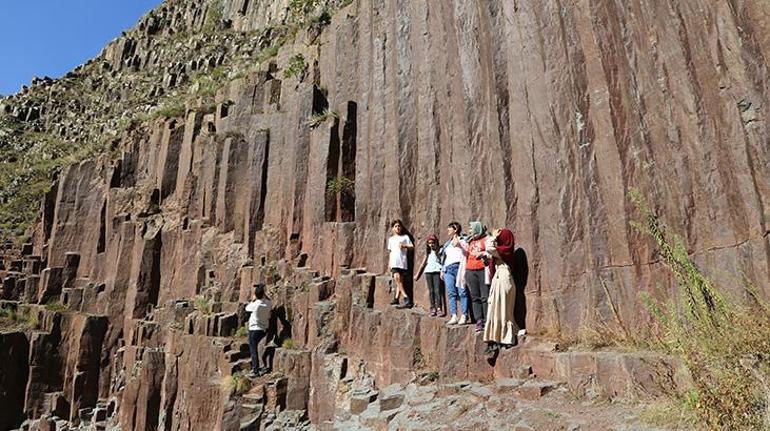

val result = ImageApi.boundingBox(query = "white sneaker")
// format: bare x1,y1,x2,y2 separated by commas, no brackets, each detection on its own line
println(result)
458,314,468,325
447,315,458,325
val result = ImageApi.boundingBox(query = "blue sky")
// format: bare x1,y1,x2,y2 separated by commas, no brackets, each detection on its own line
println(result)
0,0,163,96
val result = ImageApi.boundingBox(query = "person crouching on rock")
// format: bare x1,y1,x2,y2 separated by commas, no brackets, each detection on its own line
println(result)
441,222,470,325
246,283,272,377
483,228,520,356
415,234,444,317
388,219,414,309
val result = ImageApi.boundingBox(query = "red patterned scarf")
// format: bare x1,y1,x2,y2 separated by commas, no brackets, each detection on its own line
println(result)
495,229,516,268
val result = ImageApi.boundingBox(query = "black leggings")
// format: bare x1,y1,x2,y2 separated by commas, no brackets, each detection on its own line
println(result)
466,269,489,322
425,272,442,309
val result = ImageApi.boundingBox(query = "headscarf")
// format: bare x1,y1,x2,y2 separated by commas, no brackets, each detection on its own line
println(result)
469,221,484,239
495,229,516,268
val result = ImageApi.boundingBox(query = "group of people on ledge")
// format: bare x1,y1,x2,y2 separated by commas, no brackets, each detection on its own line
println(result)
388,220,521,356
243,218,521,377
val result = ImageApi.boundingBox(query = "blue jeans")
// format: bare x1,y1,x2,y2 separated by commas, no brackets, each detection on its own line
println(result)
444,263,469,316
248,329,266,371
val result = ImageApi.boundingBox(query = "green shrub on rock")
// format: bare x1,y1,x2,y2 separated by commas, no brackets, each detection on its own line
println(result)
283,54,307,79
632,190,770,430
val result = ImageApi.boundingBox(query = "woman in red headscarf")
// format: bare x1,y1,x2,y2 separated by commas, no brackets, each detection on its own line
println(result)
415,234,445,317
483,228,520,355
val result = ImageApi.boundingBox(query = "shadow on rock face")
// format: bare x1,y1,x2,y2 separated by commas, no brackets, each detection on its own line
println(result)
512,248,529,331
262,305,293,370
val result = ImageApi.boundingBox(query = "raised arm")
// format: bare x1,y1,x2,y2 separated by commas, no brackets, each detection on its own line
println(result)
485,235,500,259
459,239,469,255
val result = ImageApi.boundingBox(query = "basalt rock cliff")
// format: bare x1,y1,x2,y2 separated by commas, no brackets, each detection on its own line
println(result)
0,0,767,429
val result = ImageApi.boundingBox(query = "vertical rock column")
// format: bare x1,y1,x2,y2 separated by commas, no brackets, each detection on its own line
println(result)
0,332,30,430
64,315,109,422
126,224,162,321
119,348,165,431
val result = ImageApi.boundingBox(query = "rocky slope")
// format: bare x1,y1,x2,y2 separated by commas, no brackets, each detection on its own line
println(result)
0,0,767,429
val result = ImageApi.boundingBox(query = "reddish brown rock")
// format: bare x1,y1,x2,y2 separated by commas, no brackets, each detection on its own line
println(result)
63,314,108,421
515,380,558,400
274,348,312,410
0,332,29,430
119,348,165,431
1,0,768,428
307,351,348,425
349,388,378,415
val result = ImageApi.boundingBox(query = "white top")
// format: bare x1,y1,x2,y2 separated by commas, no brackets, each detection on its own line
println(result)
485,235,496,284
425,250,442,273
388,234,412,269
442,239,467,269
245,298,272,331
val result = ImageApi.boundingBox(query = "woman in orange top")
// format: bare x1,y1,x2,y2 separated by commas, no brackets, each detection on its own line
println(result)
466,221,490,333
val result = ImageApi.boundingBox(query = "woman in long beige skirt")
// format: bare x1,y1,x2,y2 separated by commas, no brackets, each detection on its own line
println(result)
483,228,519,355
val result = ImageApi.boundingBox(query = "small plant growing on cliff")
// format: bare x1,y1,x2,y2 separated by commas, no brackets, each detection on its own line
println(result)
0,305,41,331
44,301,68,313
235,326,248,338
192,66,228,101
326,176,355,197
26,314,40,330
289,0,321,25
307,10,332,29
281,338,296,349
412,347,425,368
223,130,244,141
297,281,311,292
152,101,186,120
256,43,281,64
309,109,339,128
194,295,211,315
222,371,251,395
0,306,17,327
283,54,307,79
631,189,770,430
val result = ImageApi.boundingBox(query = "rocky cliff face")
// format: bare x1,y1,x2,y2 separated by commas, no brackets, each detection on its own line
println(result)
0,0,767,429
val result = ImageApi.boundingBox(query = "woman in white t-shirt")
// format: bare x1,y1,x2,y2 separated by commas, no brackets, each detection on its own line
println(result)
387,219,414,308
441,221,470,325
